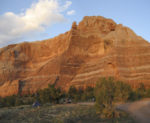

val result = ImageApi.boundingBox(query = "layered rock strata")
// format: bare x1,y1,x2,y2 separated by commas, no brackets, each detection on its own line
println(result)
0,16,150,97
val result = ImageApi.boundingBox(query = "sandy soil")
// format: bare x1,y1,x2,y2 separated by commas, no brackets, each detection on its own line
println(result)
117,99,150,123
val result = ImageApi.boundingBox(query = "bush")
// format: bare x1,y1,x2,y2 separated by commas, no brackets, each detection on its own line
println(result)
15,98,24,106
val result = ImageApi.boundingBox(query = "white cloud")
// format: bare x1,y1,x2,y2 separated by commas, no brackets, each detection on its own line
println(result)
67,10,75,15
0,0,73,47
63,1,72,10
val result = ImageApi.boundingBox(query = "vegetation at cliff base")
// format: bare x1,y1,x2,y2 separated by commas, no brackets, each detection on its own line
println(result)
94,77,149,119
0,84,94,107
94,77,132,119
0,77,149,123
0,77,149,109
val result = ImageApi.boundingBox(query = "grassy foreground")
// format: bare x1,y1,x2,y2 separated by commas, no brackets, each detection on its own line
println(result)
0,103,134,123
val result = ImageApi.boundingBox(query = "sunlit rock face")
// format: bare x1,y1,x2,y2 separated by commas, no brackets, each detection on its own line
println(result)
0,16,150,97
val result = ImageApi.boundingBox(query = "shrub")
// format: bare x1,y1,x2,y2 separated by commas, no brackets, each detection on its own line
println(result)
95,77,117,118
137,83,146,98
68,86,77,99
146,88,150,97
0,95,16,107
94,77,133,118
114,81,132,102
82,86,94,101
15,98,24,106
128,83,146,101
67,86,94,102
37,84,63,104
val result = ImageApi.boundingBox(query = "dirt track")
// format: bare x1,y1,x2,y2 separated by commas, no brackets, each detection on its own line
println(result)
117,99,150,123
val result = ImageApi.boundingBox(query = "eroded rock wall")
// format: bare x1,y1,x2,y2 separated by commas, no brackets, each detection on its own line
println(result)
0,16,150,96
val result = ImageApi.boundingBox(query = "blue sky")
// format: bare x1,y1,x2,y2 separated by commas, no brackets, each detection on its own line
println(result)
0,0,150,47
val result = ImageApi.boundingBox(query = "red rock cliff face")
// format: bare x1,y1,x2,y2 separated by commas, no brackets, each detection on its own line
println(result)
0,16,150,97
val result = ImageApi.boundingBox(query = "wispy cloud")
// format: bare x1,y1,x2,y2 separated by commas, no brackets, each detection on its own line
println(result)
67,10,75,15
0,0,73,47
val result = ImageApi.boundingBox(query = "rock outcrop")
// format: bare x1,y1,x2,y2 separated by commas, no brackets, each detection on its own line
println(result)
0,16,150,97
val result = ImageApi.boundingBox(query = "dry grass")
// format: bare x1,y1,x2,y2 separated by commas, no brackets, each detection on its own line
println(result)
0,103,135,123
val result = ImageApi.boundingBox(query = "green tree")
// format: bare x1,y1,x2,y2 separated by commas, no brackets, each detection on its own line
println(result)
146,88,150,97
95,77,117,118
114,81,132,102
81,86,94,101
136,83,146,99
48,84,62,103
74,87,84,102
68,86,77,99
37,84,62,104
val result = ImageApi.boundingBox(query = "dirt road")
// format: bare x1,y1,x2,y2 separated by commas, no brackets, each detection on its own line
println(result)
117,99,150,123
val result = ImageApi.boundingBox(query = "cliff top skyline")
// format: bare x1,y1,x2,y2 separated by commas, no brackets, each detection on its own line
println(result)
0,0,150,47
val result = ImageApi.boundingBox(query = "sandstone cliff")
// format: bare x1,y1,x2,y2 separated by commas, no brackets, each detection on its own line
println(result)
0,16,150,97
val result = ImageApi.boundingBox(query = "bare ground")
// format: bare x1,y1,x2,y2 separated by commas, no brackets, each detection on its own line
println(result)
117,99,150,123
